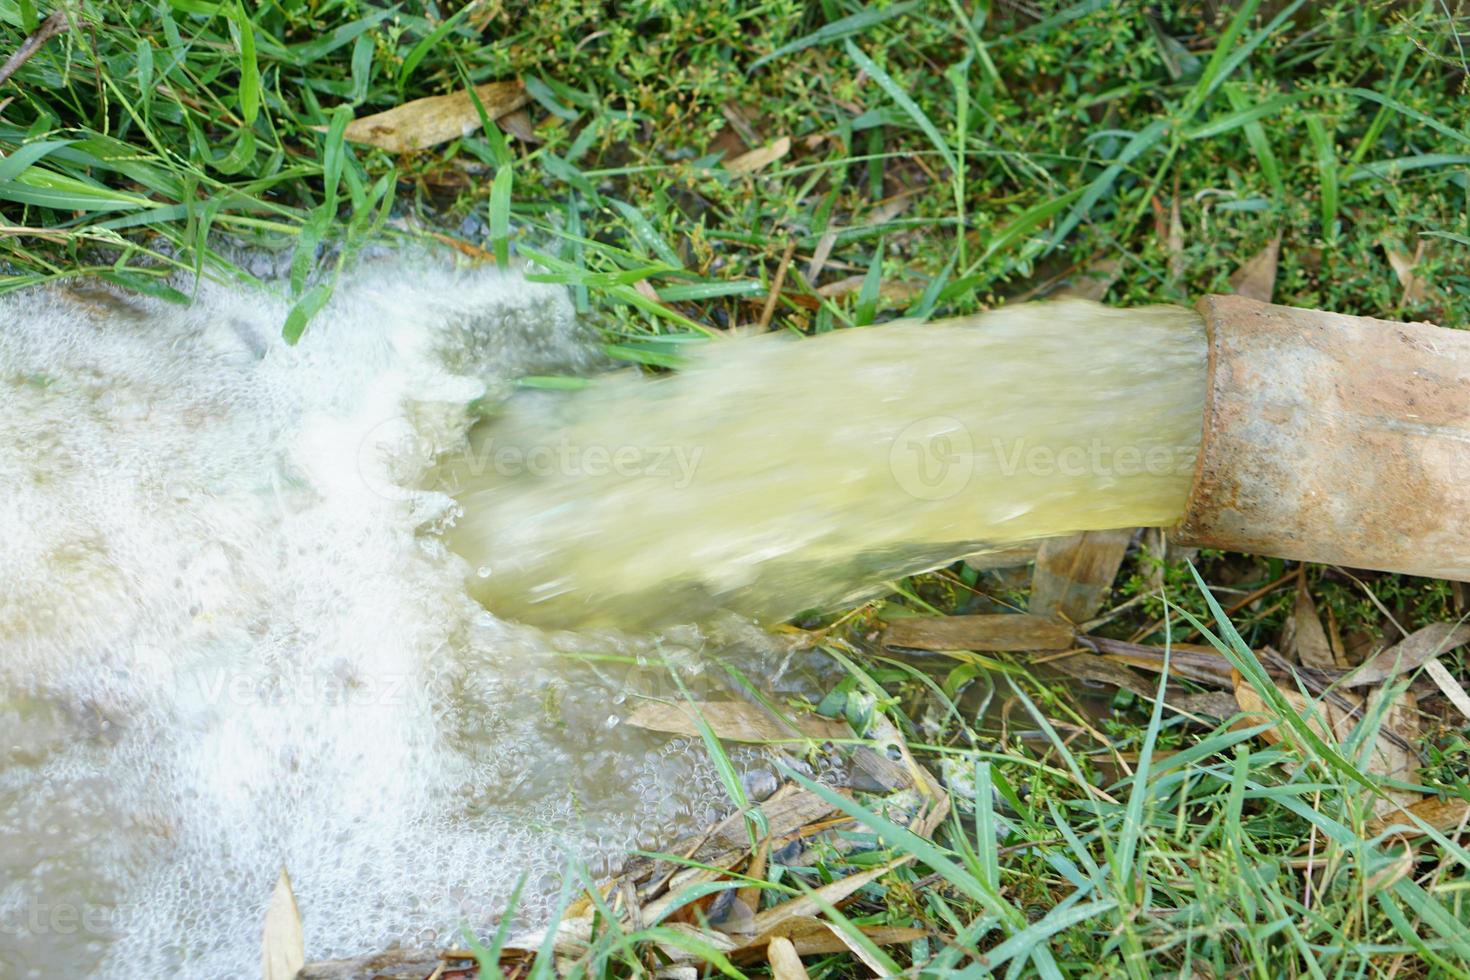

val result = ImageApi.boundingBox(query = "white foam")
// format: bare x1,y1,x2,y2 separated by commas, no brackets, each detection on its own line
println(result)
0,257,764,977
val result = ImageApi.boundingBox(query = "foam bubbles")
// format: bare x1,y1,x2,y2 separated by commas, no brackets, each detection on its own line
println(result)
0,256,774,976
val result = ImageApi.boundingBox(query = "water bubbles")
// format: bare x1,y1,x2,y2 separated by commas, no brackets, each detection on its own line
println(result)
0,256,800,979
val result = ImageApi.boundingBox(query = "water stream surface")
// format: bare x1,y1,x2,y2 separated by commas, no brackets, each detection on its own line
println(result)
0,256,1205,977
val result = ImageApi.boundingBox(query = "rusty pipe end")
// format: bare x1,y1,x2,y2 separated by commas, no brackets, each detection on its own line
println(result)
1172,294,1470,581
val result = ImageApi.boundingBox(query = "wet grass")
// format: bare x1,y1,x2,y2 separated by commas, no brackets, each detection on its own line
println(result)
464,569,1470,976
5,0,1470,974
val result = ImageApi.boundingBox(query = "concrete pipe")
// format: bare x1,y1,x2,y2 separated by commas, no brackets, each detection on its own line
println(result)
1172,294,1470,580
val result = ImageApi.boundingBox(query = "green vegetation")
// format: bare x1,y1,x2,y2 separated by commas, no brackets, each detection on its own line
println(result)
4,0,1470,974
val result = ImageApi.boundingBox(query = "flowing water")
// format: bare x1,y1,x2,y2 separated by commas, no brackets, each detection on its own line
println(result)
448,301,1207,626
0,254,1205,977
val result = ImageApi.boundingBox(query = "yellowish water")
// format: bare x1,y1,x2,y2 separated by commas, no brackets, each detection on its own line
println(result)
447,299,1209,626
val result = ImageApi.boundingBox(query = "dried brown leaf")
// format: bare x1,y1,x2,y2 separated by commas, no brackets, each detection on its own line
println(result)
1229,233,1281,303
627,701,849,742
1232,673,1353,745
1424,658,1470,722
262,867,305,980
1048,653,1155,700
749,858,907,937
733,918,926,961
341,81,527,153
1053,257,1120,301
815,276,921,302
1167,194,1185,283
651,922,739,964
1364,686,1424,817
807,230,838,281
883,613,1074,652
767,936,810,980
1345,623,1470,688
504,916,595,958
1234,672,1424,817
1385,242,1428,305
1030,529,1132,625
726,137,791,175
498,108,541,144
1283,583,1335,669
1366,794,1470,837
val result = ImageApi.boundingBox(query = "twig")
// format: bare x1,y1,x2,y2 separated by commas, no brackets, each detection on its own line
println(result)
756,240,795,332
0,10,70,88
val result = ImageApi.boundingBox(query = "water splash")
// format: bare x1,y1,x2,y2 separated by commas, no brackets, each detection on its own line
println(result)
0,258,797,977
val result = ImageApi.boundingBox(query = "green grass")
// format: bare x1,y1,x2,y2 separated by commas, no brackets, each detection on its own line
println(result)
472,571,1470,976
3,0,1468,337
5,0,1470,974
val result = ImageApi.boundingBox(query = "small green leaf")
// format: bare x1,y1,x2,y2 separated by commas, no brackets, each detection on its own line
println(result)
489,162,513,266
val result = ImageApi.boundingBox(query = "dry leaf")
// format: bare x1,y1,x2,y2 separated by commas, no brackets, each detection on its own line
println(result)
815,276,921,302
1423,658,1470,721
726,137,791,175
1283,583,1335,669
1086,636,1238,688
1048,653,1156,700
1365,686,1424,817
1366,794,1470,837
1363,838,1417,891
651,922,739,964
732,917,925,961
1384,242,1427,305
1234,672,1424,817
883,613,1074,652
632,278,662,303
262,867,305,980
504,915,595,958
498,108,541,143
713,897,757,936
817,921,892,976
807,230,838,281
299,950,461,979
1229,233,1281,303
1345,623,1470,688
627,701,849,742
1030,529,1132,625
1053,257,1121,302
767,937,810,980
341,81,527,153
1232,673,1353,746
747,858,908,943
1167,194,1185,283
736,837,771,914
